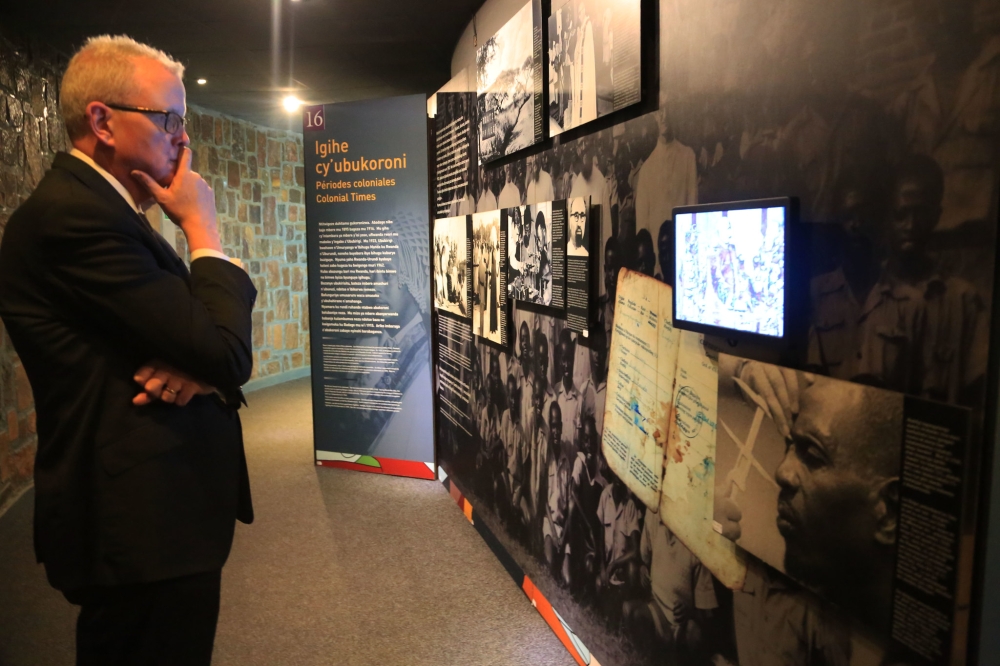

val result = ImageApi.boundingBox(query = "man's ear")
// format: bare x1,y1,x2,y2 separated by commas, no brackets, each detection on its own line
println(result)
873,477,899,546
86,102,115,148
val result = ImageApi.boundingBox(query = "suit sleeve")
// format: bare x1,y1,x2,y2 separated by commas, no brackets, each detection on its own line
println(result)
43,200,257,390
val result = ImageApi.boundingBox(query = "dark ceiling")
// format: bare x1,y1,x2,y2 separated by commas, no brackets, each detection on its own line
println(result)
0,0,481,131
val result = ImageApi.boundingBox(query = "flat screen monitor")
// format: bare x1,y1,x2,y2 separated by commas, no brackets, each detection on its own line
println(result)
672,198,790,339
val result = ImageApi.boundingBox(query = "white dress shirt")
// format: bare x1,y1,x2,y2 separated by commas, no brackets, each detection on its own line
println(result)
69,148,239,267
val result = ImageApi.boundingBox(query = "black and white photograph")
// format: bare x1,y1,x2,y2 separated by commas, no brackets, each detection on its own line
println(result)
472,210,505,344
714,355,903,634
477,0,542,163
508,202,554,305
438,312,762,666
436,0,1000,663
566,196,589,256
435,92,478,219
433,215,470,318
548,0,642,136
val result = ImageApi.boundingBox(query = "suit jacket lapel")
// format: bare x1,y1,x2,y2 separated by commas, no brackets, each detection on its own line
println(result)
53,152,190,279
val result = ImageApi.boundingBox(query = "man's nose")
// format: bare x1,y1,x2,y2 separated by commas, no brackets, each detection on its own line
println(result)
175,127,191,148
775,447,799,489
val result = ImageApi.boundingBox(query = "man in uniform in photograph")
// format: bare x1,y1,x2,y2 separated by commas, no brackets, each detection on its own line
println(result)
568,415,606,598
0,36,256,664
527,374,551,547
522,376,549,552
807,173,889,384
579,326,608,434
810,156,987,405
510,320,535,420
498,161,523,209
624,505,719,662
534,328,553,394
483,350,506,433
727,558,852,666
635,100,698,274
526,153,555,204
568,196,589,256
598,237,625,349
543,401,573,585
555,330,590,452
468,348,487,449
595,470,641,625
500,372,530,537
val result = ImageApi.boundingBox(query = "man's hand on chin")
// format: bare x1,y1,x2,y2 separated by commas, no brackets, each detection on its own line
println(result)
133,359,216,407
131,146,223,254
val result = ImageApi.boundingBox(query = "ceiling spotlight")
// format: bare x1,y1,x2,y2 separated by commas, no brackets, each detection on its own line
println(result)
196,78,207,85
283,95,302,113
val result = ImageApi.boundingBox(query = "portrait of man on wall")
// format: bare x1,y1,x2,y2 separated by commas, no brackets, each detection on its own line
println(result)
714,356,903,634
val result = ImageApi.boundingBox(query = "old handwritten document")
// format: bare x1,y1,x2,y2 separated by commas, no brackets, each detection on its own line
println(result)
601,270,746,588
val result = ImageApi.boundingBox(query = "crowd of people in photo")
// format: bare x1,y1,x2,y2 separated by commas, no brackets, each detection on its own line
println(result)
439,89,982,660
436,5,1000,656
452,228,737,664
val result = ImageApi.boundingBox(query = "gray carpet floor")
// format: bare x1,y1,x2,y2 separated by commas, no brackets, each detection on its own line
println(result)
0,377,574,666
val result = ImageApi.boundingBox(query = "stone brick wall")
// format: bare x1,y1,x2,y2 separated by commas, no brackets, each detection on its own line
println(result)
182,107,309,384
0,34,67,513
0,32,310,514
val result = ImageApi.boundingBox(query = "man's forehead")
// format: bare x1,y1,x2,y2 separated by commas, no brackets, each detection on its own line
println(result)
796,381,865,452
132,58,185,109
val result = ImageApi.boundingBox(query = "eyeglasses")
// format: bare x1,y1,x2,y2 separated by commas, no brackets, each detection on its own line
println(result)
105,104,186,134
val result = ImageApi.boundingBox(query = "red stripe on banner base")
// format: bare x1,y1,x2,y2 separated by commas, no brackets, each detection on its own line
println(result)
316,458,434,480
375,457,435,480
316,460,383,474
522,576,588,666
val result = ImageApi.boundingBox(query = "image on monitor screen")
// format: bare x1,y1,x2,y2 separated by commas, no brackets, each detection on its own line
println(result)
675,205,785,337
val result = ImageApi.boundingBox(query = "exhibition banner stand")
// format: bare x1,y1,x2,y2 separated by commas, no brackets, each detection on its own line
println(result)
303,94,435,480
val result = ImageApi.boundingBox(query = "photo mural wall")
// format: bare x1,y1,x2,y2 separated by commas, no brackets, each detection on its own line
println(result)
432,0,1000,664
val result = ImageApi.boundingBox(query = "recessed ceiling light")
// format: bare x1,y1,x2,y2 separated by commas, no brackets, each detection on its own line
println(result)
283,95,302,112
196,78,207,85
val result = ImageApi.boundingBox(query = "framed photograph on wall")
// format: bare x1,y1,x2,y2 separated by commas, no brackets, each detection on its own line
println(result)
472,210,509,346
507,199,571,313
433,215,471,318
548,0,642,135
477,0,544,163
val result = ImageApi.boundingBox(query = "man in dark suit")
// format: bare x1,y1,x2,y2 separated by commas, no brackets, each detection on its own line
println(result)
0,36,256,665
